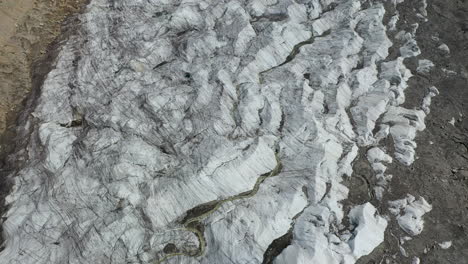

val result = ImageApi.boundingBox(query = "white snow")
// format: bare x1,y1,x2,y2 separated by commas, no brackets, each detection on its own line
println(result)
388,13,399,31
421,86,439,114
439,241,453,249
400,236,412,244
348,203,388,258
389,195,432,236
399,29,421,58
0,0,437,263
382,107,427,165
367,147,393,200
438,43,450,54
417,59,435,73
442,68,458,75
399,245,409,257
449,117,456,126
419,0,428,16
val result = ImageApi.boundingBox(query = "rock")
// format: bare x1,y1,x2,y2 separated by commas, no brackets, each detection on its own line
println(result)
437,43,450,54
417,59,435,74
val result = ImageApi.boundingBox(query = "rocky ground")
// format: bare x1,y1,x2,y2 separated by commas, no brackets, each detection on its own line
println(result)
354,0,468,263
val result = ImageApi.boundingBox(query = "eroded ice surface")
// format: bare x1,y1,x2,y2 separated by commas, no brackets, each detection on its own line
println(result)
417,59,435,74
389,195,432,236
0,0,436,263
438,241,452,249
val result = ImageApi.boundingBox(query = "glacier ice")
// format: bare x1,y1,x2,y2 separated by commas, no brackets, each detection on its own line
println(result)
438,43,450,54
417,59,435,74
438,241,452,249
389,195,432,236
0,0,437,263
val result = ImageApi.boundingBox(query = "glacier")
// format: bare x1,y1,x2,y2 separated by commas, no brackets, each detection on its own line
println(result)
0,0,436,263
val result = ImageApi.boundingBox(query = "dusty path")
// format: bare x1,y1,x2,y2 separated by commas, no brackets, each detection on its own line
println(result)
0,0,88,157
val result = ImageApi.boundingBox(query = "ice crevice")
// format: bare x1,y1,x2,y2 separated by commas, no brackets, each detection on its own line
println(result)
0,0,438,263
262,187,310,264
258,29,332,84
154,151,283,263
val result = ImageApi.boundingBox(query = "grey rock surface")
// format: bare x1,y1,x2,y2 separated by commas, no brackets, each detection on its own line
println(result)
356,0,468,263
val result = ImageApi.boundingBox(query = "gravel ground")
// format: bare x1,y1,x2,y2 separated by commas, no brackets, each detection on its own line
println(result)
354,0,468,263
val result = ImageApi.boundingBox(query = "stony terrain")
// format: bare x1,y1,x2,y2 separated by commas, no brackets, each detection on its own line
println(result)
356,0,468,263
0,0,466,263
